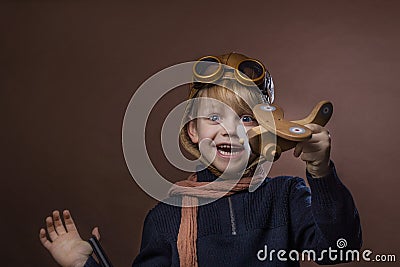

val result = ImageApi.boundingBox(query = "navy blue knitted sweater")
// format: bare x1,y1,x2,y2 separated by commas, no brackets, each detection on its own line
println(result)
85,161,362,266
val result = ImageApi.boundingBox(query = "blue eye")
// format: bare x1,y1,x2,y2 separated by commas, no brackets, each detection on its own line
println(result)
209,114,221,122
241,115,255,123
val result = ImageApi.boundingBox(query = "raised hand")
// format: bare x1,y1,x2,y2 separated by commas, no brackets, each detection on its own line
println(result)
294,123,331,178
39,210,99,267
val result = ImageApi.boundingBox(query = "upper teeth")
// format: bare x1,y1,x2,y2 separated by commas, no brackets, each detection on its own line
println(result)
219,145,231,148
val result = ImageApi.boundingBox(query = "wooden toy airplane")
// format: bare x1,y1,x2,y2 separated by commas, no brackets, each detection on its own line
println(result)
246,101,333,161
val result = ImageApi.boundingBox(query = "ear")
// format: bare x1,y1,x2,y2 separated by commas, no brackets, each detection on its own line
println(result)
187,120,199,144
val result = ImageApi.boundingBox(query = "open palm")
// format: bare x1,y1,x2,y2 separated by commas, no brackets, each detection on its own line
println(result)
39,210,99,267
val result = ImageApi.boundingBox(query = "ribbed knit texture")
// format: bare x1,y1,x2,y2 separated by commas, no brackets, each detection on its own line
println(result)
168,173,264,267
84,161,362,267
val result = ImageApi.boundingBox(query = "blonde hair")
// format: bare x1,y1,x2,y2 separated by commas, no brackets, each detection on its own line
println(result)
179,80,267,176
187,79,267,120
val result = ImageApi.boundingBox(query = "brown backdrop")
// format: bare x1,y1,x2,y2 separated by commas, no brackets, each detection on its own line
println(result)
1,1,399,266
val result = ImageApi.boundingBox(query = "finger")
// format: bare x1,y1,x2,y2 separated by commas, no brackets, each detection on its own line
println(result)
39,228,52,250
92,227,100,240
46,216,58,241
63,210,77,233
301,144,322,154
305,132,331,145
293,142,303,157
305,139,331,152
304,123,324,134
52,210,67,235
312,129,331,138
300,152,321,163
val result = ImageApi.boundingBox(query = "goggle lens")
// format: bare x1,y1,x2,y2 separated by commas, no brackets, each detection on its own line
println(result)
193,57,221,79
237,60,264,81
191,54,274,104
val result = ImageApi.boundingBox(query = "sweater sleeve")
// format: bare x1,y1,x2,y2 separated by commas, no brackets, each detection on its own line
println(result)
289,161,362,264
132,210,172,267
83,256,100,267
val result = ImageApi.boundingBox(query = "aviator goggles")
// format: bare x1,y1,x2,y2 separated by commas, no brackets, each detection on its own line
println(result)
190,53,274,104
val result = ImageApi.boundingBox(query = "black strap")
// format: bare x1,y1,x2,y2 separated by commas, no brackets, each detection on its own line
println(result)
88,235,114,267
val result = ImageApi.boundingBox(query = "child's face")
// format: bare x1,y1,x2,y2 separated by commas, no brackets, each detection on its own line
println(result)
187,95,258,175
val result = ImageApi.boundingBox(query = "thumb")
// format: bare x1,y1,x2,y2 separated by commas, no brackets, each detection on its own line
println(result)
92,227,100,240
293,142,303,158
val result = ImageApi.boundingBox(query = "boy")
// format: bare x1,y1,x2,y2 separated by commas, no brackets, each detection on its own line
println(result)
40,53,362,266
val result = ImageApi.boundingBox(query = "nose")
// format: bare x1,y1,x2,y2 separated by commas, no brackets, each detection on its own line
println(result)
220,117,239,139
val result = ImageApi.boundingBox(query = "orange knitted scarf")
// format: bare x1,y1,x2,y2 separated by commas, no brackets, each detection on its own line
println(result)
168,173,263,267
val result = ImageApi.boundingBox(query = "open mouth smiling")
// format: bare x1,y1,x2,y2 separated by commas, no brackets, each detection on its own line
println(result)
215,143,245,159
